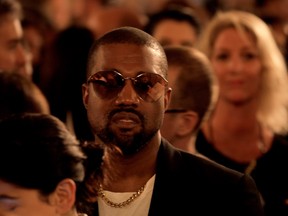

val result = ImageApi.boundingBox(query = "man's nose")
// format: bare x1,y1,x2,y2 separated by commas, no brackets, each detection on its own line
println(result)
115,79,140,105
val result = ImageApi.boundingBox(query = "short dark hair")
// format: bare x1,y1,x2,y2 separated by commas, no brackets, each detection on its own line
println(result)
145,7,201,36
164,46,215,131
0,113,85,195
86,26,168,78
0,72,49,118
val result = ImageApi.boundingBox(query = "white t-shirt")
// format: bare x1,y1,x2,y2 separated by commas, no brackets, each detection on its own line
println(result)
98,175,156,216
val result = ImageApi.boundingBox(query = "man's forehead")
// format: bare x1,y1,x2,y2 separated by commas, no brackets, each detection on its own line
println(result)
88,42,166,75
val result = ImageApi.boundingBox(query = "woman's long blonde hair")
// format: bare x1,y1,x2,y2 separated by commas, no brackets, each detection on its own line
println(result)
197,10,288,134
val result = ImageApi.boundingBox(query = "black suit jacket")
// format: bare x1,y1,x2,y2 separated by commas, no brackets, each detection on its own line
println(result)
91,139,264,216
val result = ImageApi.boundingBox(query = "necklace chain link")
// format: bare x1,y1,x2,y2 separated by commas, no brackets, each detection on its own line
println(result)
98,184,146,208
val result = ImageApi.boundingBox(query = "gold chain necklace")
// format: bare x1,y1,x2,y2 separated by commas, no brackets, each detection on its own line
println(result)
98,184,146,208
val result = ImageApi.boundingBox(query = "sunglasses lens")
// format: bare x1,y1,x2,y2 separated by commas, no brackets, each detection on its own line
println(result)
134,73,167,102
88,71,124,99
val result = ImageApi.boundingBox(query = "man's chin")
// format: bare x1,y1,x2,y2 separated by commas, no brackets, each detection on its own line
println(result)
118,144,145,156
115,136,146,156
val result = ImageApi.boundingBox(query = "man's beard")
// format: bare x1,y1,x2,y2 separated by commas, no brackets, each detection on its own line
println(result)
97,122,157,156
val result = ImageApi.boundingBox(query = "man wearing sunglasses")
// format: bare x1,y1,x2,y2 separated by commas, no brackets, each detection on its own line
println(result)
82,26,264,216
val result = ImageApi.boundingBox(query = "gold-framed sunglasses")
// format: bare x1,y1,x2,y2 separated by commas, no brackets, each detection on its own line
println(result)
87,70,168,102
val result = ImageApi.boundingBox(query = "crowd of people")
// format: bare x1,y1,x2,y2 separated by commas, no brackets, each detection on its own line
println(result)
1,0,288,215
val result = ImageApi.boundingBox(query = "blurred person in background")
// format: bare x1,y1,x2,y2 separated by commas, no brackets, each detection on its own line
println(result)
94,5,144,38
41,25,95,142
0,71,50,119
0,0,32,79
21,7,56,85
196,10,288,216
145,6,201,47
161,46,217,155
255,0,288,67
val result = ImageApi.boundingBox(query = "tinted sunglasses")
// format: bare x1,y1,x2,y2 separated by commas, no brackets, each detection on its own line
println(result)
87,70,168,102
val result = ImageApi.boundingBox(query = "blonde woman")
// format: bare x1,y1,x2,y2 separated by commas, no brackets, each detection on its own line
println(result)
195,10,288,216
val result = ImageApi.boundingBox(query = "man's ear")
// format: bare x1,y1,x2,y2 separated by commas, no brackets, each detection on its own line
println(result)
82,83,89,109
164,87,172,110
52,178,76,214
176,111,199,136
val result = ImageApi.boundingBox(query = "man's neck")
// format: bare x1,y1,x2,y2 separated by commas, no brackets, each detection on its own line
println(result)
101,133,161,192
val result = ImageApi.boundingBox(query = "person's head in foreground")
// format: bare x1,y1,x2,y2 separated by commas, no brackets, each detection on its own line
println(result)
0,113,88,216
0,71,50,119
